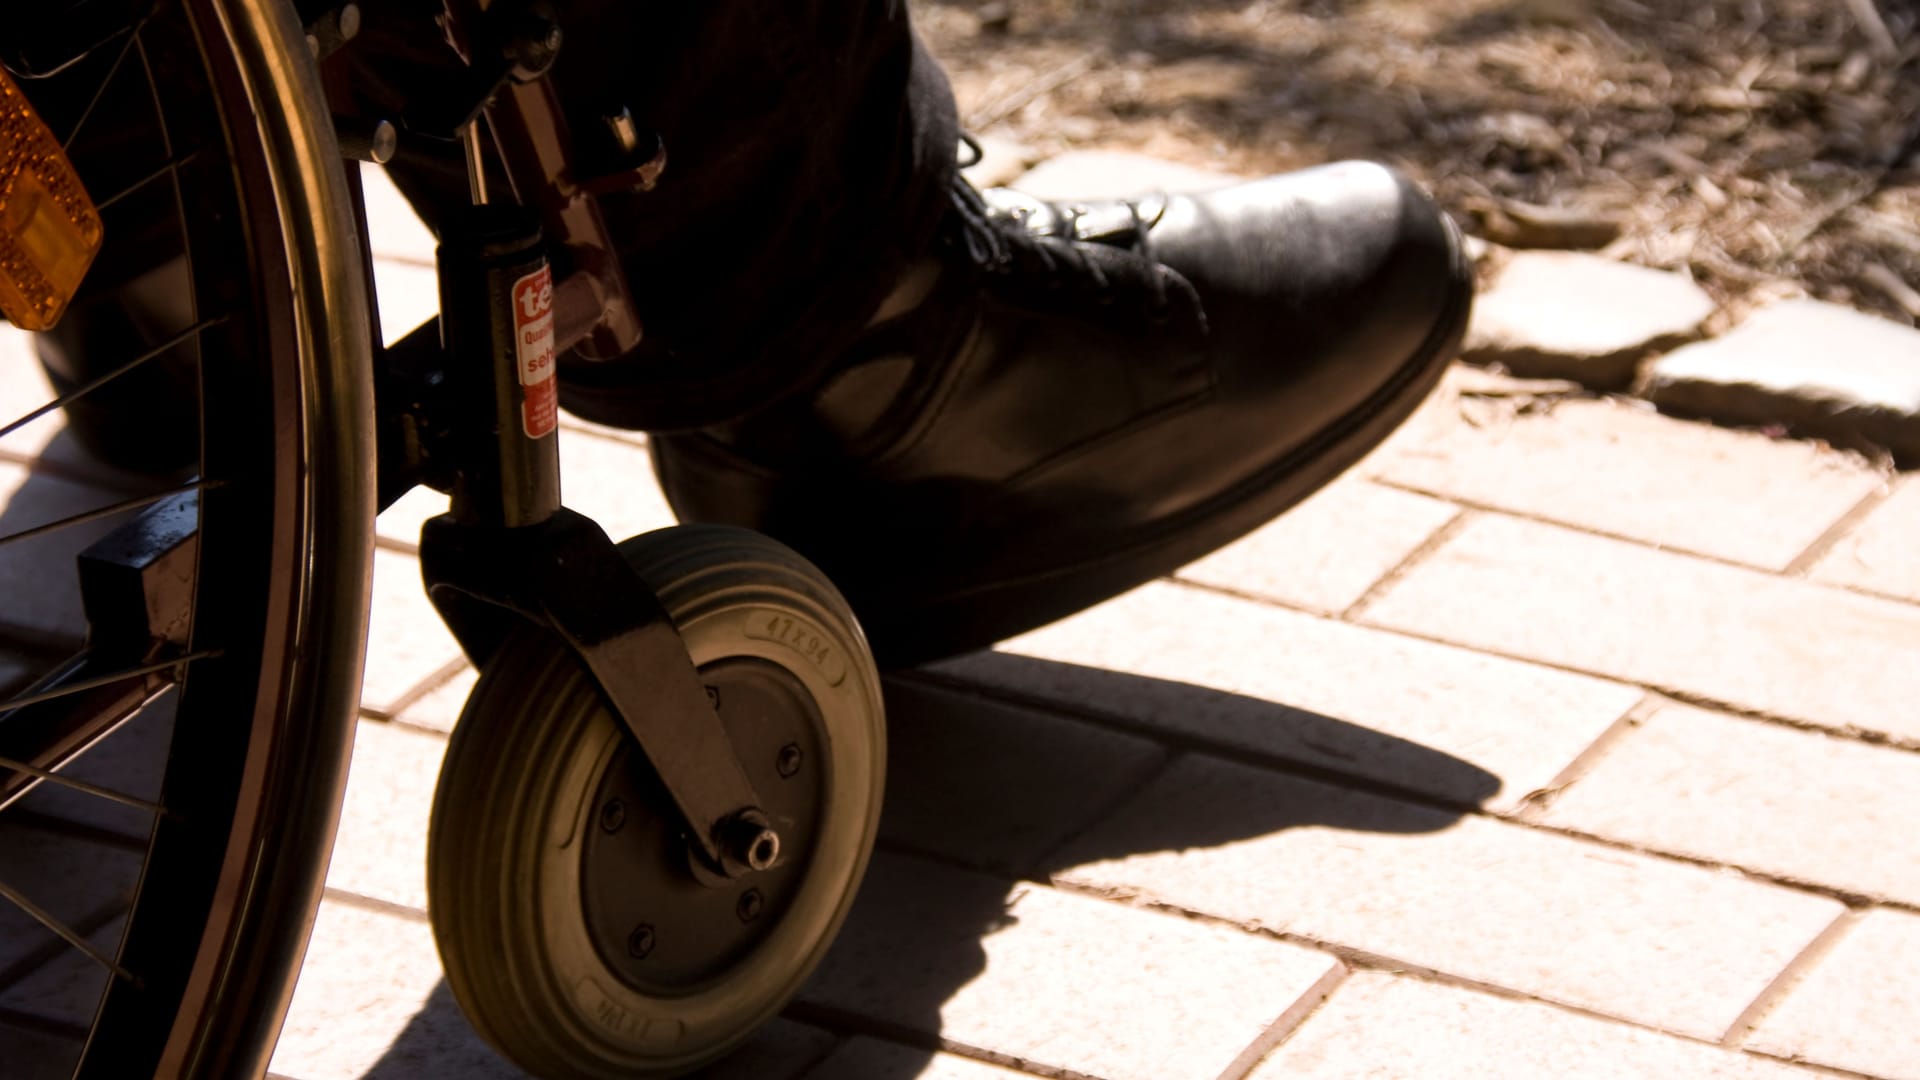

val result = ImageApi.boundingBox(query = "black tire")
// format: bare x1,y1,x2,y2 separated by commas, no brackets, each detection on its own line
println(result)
428,525,886,1079
0,1,374,1076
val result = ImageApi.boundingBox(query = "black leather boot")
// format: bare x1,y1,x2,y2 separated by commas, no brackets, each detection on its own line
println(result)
650,160,1473,666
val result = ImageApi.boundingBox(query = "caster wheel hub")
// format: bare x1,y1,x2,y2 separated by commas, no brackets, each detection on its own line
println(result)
579,656,826,991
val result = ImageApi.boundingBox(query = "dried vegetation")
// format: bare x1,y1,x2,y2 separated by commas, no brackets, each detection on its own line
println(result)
913,0,1920,324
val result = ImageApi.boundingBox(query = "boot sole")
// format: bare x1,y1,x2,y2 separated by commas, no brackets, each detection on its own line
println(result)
869,213,1477,667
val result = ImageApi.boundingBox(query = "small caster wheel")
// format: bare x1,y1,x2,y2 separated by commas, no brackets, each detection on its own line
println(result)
426,525,886,1078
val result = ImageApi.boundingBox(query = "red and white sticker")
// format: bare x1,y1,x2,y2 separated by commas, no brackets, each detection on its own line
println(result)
512,264,559,439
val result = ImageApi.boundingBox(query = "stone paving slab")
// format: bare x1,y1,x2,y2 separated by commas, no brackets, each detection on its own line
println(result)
934,581,1641,813
0,460,139,640
1465,251,1715,388
326,719,447,912
360,165,436,265
1251,972,1824,1079
0,824,139,977
361,547,465,718
804,1038,1046,1079
1810,473,1920,602
0,1023,82,1080
1530,702,1920,904
1376,395,1885,570
1359,514,1920,744
271,901,526,1080
0,915,121,1029
1049,754,1845,1039
1175,480,1460,614
1642,298,1920,462
878,677,1167,875
803,853,1343,1080
387,663,478,734
1744,909,1920,1079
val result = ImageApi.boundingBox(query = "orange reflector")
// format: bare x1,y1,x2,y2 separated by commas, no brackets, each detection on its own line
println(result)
0,65,103,331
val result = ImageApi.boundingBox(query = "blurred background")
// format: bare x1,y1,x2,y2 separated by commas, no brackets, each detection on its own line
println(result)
912,0,1920,325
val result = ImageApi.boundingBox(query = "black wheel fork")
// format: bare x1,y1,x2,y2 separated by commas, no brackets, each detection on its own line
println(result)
380,203,779,881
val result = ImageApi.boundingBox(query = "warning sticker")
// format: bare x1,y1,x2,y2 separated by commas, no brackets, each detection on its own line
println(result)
512,264,559,439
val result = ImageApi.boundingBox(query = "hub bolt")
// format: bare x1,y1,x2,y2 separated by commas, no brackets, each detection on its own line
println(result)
628,924,655,959
737,889,764,923
599,799,626,833
777,743,803,778
704,684,722,710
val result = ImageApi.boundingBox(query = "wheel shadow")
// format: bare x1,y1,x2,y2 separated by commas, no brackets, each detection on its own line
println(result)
359,652,1499,1079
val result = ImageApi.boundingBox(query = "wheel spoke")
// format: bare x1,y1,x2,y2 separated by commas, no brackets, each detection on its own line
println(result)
0,479,214,552
93,145,204,213
0,879,136,984
0,315,226,443
0,755,166,816
0,651,217,714
60,19,148,152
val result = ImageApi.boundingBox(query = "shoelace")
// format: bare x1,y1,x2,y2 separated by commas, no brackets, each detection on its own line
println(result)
944,173,1208,333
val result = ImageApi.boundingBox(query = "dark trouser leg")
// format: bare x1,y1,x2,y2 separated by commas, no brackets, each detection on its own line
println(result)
353,1,959,429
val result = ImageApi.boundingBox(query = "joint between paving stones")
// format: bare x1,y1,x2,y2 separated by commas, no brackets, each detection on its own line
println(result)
1782,482,1899,578
1214,961,1351,1080
1511,693,1663,817
319,885,430,925
784,1000,1072,1080
1718,908,1863,1051
1336,508,1476,623
359,656,471,725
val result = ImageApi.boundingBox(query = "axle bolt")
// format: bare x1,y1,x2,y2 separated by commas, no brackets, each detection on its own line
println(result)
737,889,764,923
776,743,803,778
628,924,655,959
599,799,626,833
704,685,722,710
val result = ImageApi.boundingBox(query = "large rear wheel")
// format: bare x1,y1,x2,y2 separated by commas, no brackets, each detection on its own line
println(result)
0,1,373,1076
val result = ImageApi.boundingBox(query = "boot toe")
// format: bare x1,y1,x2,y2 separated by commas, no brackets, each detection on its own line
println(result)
1155,160,1469,424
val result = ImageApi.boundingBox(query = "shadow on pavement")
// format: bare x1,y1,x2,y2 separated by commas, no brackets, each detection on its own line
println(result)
361,655,1498,1078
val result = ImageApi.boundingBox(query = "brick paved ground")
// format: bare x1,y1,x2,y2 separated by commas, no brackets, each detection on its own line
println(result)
3,161,1919,1079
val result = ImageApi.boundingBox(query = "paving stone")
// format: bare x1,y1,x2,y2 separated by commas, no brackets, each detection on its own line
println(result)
1531,703,1920,904
878,677,1166,874
552,430,678,542
1464,252,1715,388
803,1038,1045,1079
802,853,1342,1080
1008,150,1244,201
371,257,440,347
1745,909,1920,1079
0,824,140,976
0,1021,83,1080
699,1020,840,1080
325,719,447,912
1174,480,1460,614
359,164,436,266
0,460,142,640
13,690,173,841
272,901,525,1079
1642,298,1920,462
375,483,447,548
1049,755,1845,1039
387,664,477,735
1811,473,1920,601
0,916,122,1028
931,582,1640,813
0,326,62,461
1376,396,1884,570
361,548,465,718
1358,515,1920,743
1251,972,1821,1079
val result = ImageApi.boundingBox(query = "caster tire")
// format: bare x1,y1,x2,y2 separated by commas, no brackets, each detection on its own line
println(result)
427,525,886,1079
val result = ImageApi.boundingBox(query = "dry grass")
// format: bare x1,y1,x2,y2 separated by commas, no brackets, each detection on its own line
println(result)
913,0,1920,324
